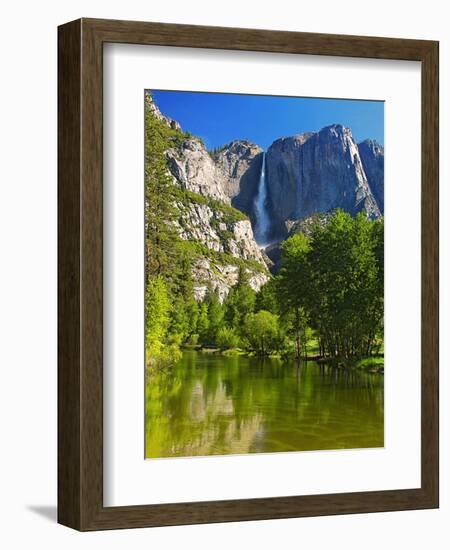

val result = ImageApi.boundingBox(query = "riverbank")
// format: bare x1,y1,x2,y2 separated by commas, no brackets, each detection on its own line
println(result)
183,344,384,373
316,356,384,374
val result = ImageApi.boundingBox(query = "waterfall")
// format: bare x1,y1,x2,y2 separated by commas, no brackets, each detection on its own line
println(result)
254,152,270,247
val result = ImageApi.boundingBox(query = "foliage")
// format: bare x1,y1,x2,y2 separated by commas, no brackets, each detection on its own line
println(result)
196,301,210,343
277,210,384,359
204,290,225,344
145,99,181,280
243,310,281,355
216,326,241,349
144,94,200,368
145,276,182,369
224,268,257,328
276,232,312,360
173,186,248,224
255,278,279,314
177,239,268,274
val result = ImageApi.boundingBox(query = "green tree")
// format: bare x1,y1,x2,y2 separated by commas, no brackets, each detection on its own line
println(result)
204,289,224,344
197,301,210,344
144,93,199,366
350,213,383,355
216,326,240,349
169,248,198,342
306,210,383,357
255,277,279,314
144,93,183,282
243,310,280,355
275,210,384,359
277,232,311,360
145,276,180,369
371,217,384,353
225,267,256,329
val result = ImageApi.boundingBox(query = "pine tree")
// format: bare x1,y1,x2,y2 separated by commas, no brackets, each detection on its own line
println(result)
205,289,224,344
225,267,256,329
144,93,183,282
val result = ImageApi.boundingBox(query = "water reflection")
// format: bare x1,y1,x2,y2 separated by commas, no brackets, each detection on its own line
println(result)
145,351,384,458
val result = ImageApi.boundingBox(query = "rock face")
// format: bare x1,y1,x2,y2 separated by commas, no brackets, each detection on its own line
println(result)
172,193,269,301
173,198,269,301
265,125,381,240
174,201,266,265
145,91,181,131
286,211,332,238
191,259,269,302
167,138,230,202
358,139,384,213
146,95,270,301
213,140,263,217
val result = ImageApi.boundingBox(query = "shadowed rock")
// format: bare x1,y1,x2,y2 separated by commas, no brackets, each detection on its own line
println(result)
358,139,384,213
212,140,264,219
265,125,381,241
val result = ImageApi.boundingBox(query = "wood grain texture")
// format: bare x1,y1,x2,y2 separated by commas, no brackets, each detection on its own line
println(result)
57,19,81,530
58,18,439,531
420,41,439,505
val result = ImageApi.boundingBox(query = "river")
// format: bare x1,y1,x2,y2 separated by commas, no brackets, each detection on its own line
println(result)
145,350,384,458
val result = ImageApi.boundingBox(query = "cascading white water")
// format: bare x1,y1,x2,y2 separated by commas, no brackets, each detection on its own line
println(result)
253,152,270,247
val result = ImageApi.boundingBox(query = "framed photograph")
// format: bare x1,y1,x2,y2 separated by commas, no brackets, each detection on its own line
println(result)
58,18,439,530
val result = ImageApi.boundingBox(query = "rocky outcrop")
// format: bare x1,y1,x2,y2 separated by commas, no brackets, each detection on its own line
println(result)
173,193,269,300
286,211,332,237
358,139,384,213
145,91,181,131
146,95,270,300
174,201,266,265
167,138,230,202
264,242,282,273
191,258,269,302
213,140,263,217
265,125,381,240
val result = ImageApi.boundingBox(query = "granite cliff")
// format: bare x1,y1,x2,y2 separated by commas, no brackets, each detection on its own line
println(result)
146,94,270,300
358,139,385,213
212,140,264,219
264,125,382,240
166,137,230,202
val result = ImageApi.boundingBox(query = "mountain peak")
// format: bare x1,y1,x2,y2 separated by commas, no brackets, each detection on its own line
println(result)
269,132,314,151
145,92,182,131
264,123,382,238
212,141,264,213
359,138,384,155
217,139,262,155
358,140,384,211
319,124,353,140
269,125,354,152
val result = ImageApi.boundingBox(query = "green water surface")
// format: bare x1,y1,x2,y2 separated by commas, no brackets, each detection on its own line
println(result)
145,350,384,458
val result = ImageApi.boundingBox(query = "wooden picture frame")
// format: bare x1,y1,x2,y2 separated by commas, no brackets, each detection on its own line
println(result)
58,18,439,531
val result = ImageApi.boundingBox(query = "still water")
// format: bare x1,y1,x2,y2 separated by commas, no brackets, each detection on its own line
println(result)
145,350,384,458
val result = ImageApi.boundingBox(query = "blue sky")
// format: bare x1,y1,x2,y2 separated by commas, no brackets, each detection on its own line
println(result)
151,90,384,151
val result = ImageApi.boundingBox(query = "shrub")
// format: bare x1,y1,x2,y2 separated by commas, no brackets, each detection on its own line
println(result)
216,327,240,349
